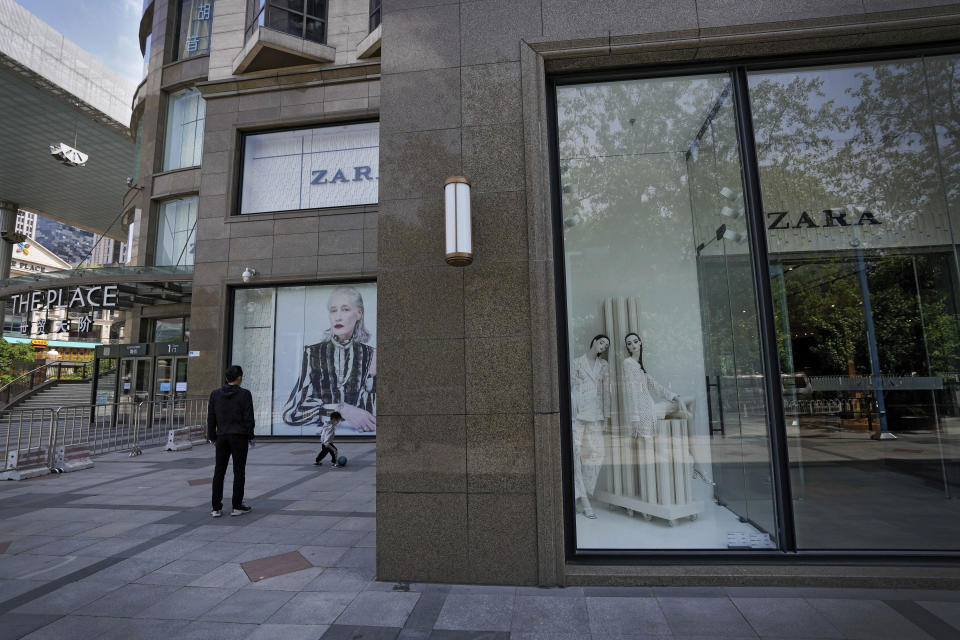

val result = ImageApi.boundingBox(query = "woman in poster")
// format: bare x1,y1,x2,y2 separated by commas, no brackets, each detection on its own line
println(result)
282,286,376,433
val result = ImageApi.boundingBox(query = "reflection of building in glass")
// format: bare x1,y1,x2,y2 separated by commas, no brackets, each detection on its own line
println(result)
33,217,94,266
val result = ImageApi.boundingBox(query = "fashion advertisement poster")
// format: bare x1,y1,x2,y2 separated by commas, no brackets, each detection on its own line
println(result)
232,282,377,437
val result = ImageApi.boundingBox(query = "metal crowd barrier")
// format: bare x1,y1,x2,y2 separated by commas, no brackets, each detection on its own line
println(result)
0,398,209,472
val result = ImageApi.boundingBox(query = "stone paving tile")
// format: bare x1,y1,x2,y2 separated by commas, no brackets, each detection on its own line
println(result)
83,557,169,584
181,541,251,563
732,597,843,638
919,600,960,631
232,543,303,563
187,563,250,590
658,597,757,637
334,546,376,570
308,529,368,547
11,579,120,615
336,590,421,627
0,579,45,604
303,567,374,592
19,613,121,640
75,582,180,617
805,599,933,640
586,596,671,637
510,595,590,635
201,586,296,623
0,613,60,640
268,591,355,625
73,537,142,558
175,620,258,639
96,617,191,640
403,590,447,631
299,545,350,567
246,623,330,639
321,625,403,639
136,586,237,620
437,593,517,632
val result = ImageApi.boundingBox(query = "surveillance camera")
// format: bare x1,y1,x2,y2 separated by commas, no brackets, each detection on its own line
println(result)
126,176,135,187
241,267,256,283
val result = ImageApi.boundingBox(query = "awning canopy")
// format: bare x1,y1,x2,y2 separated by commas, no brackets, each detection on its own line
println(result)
0,265,193,310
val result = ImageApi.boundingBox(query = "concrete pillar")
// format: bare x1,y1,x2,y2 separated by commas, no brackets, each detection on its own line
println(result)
0,201,16,336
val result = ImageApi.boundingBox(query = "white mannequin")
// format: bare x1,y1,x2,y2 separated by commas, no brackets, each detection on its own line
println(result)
621,332,682,437
571,334,611,519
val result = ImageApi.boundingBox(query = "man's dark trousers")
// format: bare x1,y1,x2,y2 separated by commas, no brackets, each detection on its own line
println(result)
211,435,249,510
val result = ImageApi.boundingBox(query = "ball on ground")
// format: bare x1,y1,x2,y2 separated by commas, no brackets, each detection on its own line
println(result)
337,455,347,467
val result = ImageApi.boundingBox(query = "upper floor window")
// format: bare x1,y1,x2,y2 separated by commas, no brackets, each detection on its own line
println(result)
369,0,381,32
246,0,327,45
164,88,206,171
174,0,214,60
156,197,197,267
239,122,379,214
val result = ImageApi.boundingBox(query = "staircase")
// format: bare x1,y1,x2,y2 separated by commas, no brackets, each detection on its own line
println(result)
8,381,94,411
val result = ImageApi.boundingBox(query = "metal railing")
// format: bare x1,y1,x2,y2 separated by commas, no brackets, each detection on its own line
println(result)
0,361,93,407
0,397,209,472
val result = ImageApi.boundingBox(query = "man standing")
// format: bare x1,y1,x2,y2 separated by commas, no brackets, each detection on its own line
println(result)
208,365,255,517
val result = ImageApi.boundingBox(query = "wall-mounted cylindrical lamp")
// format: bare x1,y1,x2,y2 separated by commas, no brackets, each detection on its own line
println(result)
444,176,472,266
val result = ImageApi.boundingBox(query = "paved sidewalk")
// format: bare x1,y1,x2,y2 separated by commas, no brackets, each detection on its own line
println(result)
0,442,958,640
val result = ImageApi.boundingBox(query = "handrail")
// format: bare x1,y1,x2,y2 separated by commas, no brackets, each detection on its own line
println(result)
0,361,93,408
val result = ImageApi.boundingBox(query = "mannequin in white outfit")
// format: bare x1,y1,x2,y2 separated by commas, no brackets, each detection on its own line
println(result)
622,333,682,437
622,332,687,506
571,334,611,519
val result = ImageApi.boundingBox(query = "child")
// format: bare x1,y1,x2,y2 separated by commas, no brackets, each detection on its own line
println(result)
314,411,343,467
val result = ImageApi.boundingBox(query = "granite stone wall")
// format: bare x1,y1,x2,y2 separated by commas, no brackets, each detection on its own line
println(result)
374,0,960,586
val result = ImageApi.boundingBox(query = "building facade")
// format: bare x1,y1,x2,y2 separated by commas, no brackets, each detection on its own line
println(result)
129,0,960,586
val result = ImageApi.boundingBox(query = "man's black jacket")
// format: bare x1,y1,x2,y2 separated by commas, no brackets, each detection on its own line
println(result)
207,384,255,441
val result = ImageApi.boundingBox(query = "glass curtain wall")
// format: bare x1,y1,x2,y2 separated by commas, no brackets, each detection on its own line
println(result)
749,55,960,550
556,74,778,550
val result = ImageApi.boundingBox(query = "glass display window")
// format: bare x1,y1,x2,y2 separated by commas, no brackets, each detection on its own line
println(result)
554,52,960,554
231,282,377,437
557,73,778,551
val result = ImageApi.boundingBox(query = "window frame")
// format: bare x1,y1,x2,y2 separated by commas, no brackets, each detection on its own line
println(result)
234,118,380,216
548,41,960,563
246,0,328,45
369,0,381,32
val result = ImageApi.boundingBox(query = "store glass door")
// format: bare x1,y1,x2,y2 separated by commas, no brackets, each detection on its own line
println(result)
749,55,960,550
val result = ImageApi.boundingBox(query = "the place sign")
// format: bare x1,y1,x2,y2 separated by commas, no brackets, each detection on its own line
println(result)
767,209,881,230
10,285,119,313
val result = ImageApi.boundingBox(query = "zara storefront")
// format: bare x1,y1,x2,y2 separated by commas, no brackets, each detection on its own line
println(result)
553,51,960,556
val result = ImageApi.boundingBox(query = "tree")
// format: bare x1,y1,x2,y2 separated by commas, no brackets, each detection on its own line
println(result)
0,341,37,385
